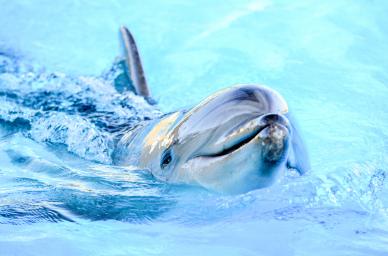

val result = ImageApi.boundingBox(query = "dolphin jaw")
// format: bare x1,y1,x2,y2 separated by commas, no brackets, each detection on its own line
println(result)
169,122,290,194
190,114,291,160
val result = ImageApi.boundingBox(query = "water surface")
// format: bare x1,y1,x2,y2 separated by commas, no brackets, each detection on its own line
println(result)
0,0,387,255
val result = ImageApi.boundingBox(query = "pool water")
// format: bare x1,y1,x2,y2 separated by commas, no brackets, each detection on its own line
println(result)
0,0,388,255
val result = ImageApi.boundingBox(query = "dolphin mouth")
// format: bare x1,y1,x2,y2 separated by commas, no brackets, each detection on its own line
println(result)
202,124,271,158
196,114,291,159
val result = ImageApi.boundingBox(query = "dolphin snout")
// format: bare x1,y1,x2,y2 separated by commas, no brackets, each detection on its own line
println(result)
260,114,290,131
258,114,290,163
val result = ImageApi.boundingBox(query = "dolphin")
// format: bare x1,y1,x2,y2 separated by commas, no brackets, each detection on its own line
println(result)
113,26,310,194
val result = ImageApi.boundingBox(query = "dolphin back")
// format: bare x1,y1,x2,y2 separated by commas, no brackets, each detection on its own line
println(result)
112,120,156,166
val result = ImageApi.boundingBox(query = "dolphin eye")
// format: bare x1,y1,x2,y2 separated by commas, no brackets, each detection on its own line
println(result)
160,149,172,169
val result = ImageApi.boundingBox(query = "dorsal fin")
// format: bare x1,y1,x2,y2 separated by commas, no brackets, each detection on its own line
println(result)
120,26,151,98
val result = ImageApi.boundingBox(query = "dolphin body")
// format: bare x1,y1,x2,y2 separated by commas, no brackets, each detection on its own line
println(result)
113,27,310,194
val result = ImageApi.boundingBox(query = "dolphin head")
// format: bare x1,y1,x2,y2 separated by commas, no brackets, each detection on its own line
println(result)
139,84,292,194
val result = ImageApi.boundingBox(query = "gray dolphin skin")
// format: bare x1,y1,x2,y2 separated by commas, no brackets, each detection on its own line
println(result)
119,26,150,98
113,26,310,194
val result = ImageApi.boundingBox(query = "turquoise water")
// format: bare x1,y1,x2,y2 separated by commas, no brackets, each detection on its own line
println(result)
0,0,388,255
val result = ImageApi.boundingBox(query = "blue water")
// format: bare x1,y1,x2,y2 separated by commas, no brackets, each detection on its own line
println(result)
1,0,388,255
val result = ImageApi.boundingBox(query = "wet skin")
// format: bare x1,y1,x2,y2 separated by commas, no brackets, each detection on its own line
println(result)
113,84,310,194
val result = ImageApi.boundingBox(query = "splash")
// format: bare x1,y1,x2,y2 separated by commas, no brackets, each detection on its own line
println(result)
0,53,161,163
